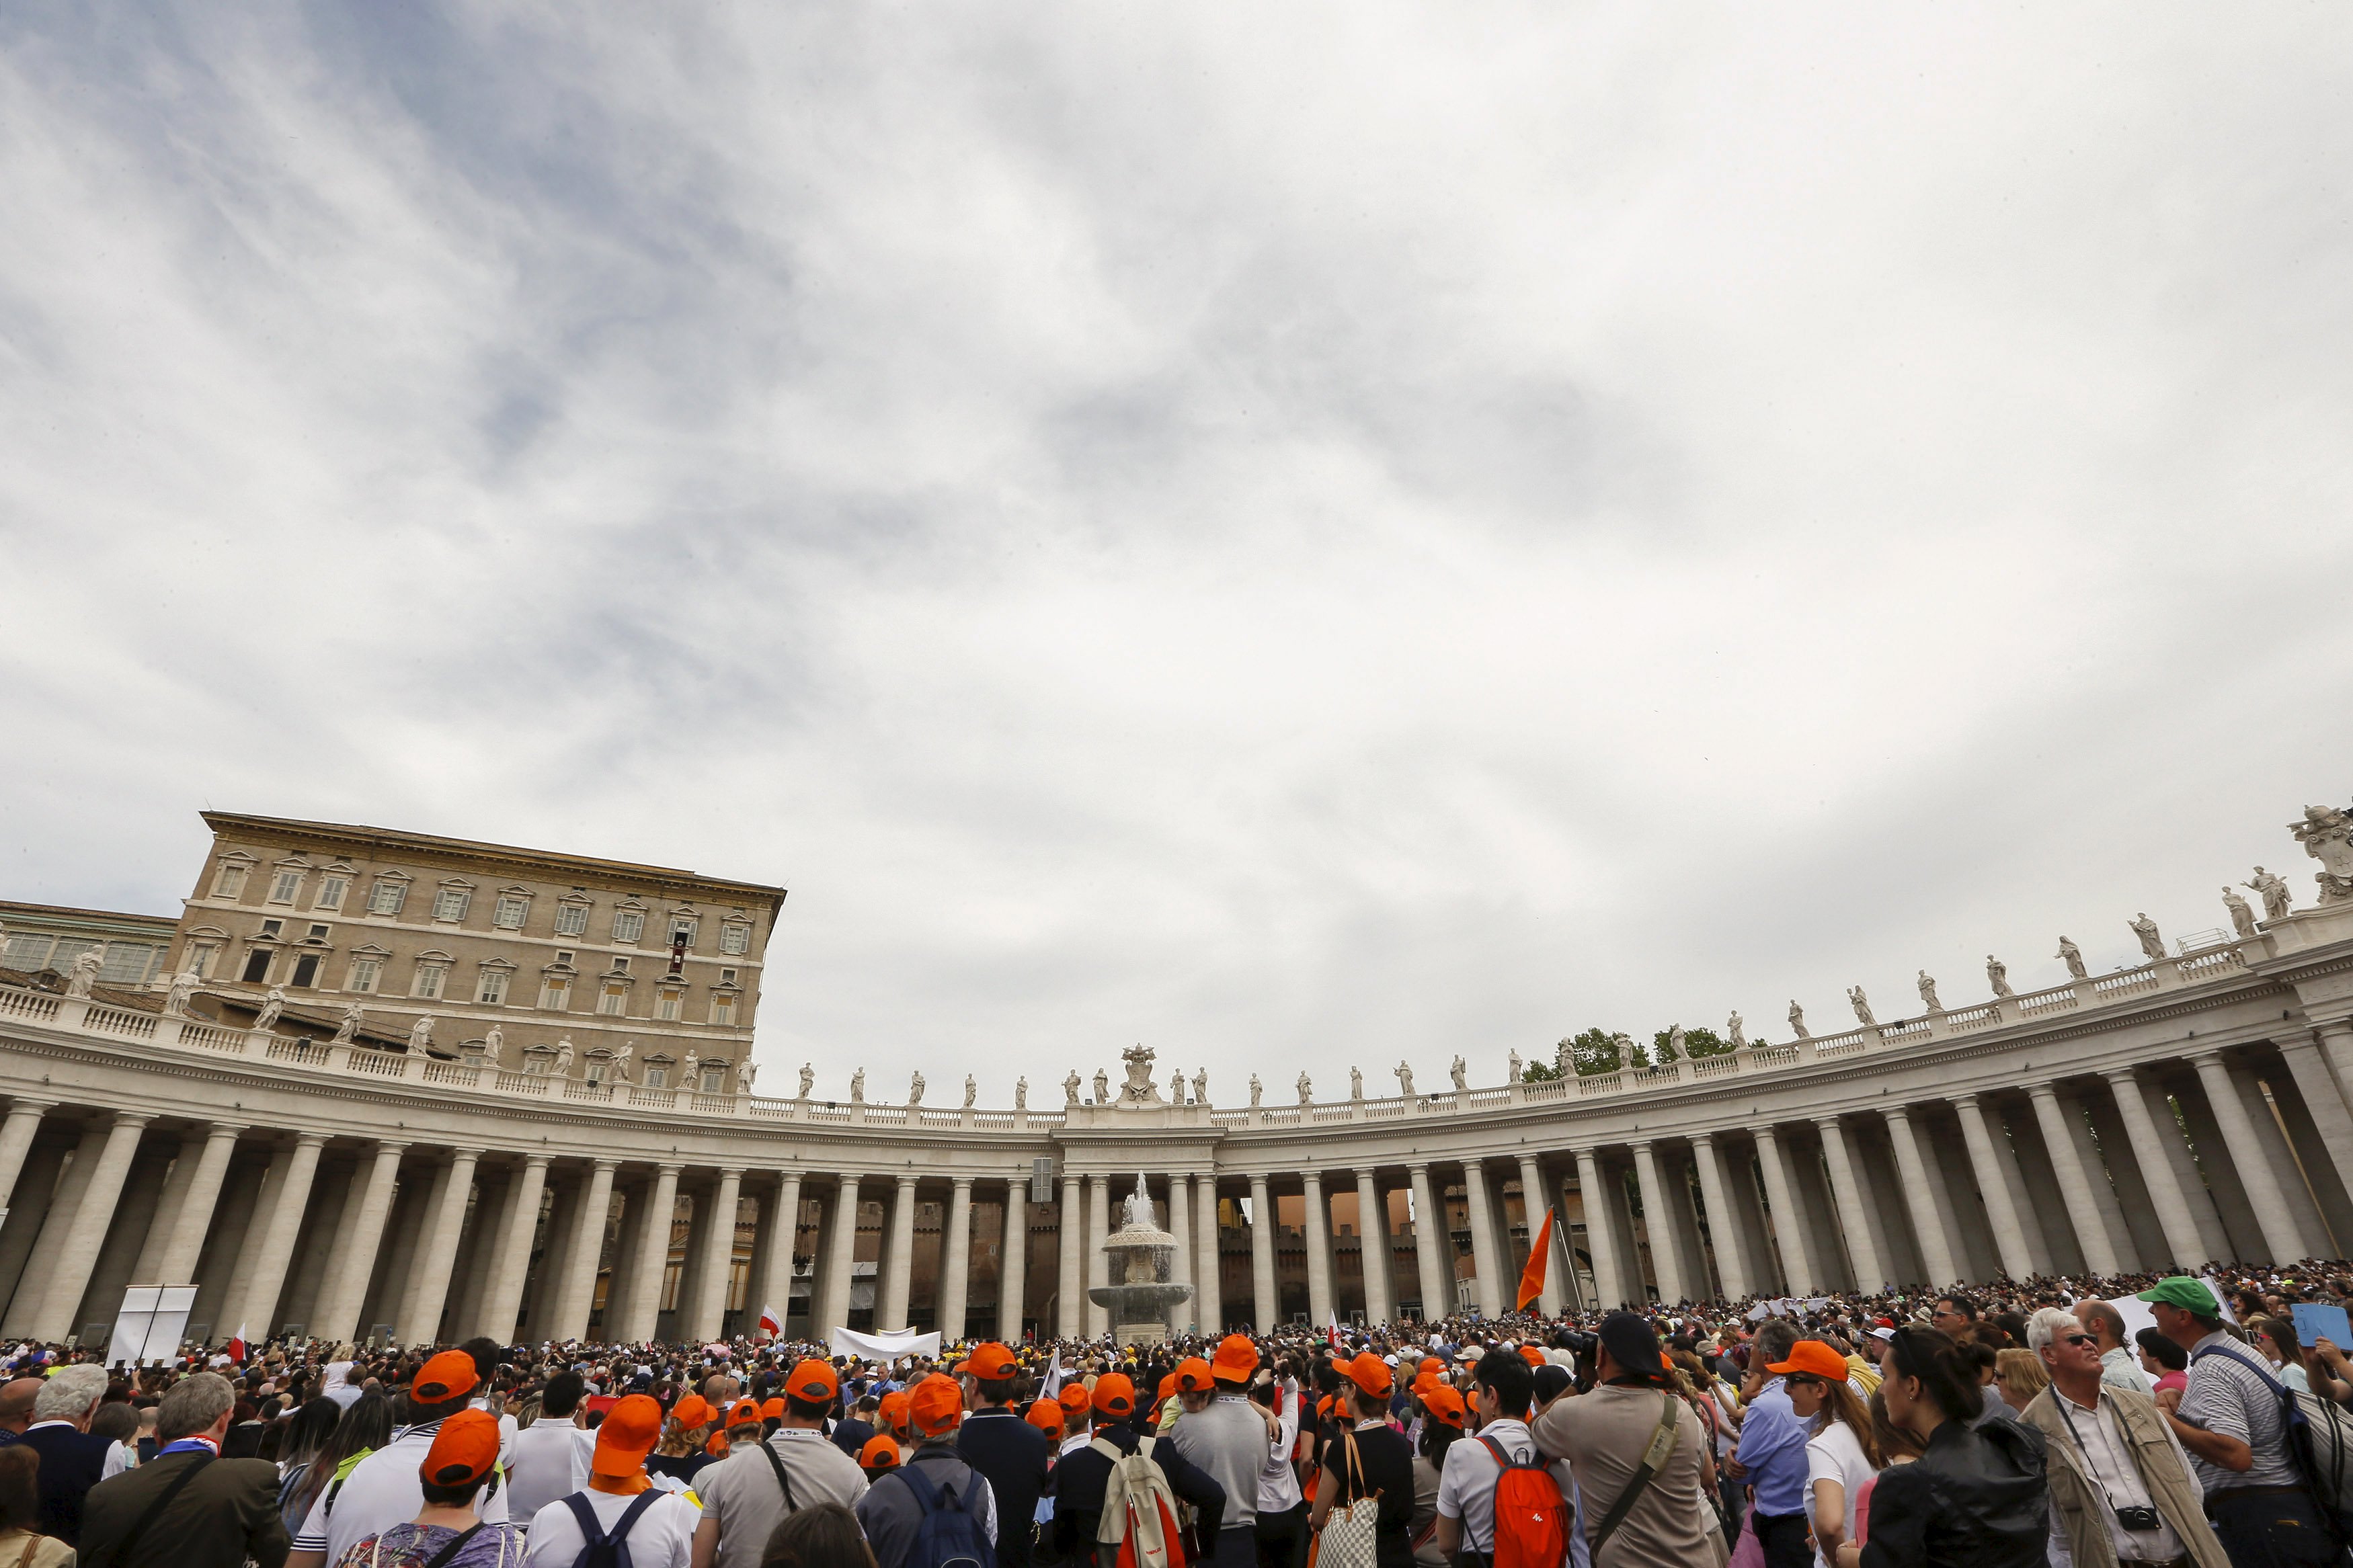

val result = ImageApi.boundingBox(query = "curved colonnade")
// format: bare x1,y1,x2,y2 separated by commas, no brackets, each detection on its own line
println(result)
5,895,2353,1352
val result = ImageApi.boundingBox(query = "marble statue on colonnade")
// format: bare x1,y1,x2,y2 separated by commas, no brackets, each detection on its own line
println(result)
964,1075,977,1108
740,1061,756,1091
164,971,201,1018
1118,1044,1162,1104
1248,1073,1263,1106
1449,1055,1467,1090
1665,1025,1685,1061
66,947,103,999
850,1067,865,1102
1168,1067,1184,1102
1788,999,1809,1039
2225,886,2259,938
1509,1048,1521,1081
610,1043,633,1081
1295,1071,1312,1104
1093,1067,1110,1103
1915,971,1941,1012
2249,866,2293,921
1064,1071,1081,1106
2292,804,2353,903
1015,1076,1027,1109
555,1037,573,1073
1727,1011,1746,1048
799,1063,814,1098
1396,1060,1414,1096
680,1048,696,1085
2057,936,2088,979
2130,913,2166,961
1987,955,2014,997
487,1025,504,1060
331,1003,362,1045
1349,1066,1363,1100
909,1071,924,1105
1847,986,1874,1027
409,1014,435,1053
1192,1068,1205,1103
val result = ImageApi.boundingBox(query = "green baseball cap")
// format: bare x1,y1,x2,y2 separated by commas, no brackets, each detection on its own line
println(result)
2136,1276,2223,1315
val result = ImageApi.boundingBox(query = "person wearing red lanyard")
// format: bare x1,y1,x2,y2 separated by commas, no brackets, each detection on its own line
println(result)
78,1370,291,1568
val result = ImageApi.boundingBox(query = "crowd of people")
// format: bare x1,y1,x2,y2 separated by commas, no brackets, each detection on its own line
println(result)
1,1260,2351,1567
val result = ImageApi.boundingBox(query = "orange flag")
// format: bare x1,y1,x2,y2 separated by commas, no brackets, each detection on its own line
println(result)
1516,1208,1554,1310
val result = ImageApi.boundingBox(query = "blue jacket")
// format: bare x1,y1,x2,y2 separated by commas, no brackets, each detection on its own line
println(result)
22,1422,115,1543
959,1407,1051,1564
1731,1379,1809,1519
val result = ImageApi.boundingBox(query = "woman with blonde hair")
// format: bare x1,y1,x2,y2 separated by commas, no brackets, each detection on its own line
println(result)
1992,1348,2048,1413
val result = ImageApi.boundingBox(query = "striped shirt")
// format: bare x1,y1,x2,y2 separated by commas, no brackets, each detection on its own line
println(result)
2178,1333,2300,1492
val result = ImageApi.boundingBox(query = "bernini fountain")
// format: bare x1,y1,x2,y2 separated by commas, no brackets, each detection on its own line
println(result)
1089,1173,1193,1344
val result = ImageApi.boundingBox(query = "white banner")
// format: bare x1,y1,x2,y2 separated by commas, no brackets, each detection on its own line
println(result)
828,1325,943,1363
110,1286,198,1365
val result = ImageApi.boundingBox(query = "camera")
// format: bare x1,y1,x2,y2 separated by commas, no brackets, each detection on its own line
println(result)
2114,1506,2161,1532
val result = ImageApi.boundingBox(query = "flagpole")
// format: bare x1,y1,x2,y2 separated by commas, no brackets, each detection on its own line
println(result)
1547,1204,1578,1315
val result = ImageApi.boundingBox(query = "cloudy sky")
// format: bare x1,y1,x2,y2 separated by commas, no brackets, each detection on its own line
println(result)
5,3,2350,1102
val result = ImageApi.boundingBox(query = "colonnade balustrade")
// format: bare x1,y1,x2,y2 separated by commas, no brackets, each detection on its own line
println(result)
7,895,2353,1346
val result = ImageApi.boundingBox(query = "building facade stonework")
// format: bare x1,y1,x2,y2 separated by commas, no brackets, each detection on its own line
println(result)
3,799,2353,1352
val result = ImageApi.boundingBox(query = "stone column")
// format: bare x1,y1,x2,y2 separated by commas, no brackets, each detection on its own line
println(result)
1572,1149,1626,1308
817,1174,862,1335
146,1122,245,1286
1056,1175,1084,1338
1084,1174,1110,1337
315,1141,407,1343
998,1178,1029,1340
1407,1163,1447,1320
688,1168,742,1342
1953,1096,2036,1278
1751,1125,1814,1294
1812,1117,1884,1292
1193,1174,1220,1331
2025,1085,2120,1275
1301,1172,1336,1325
1501,1157,1545,1313
2190,1051,2307,1263
2280,1034,2353,1196
1248,1173,1278,1329
1626,1141,1684,1305
551,1159,618,1341
132,1133,208,1287
399,1151,475,1342
939,1177,974,1342
1359,1169,1398,1323
1460,1161,1503,1317
752,1171,799,1338
1688,1136,1747,1301
477,1155,551,1342
1165,1178,1193,1318
1880,1108,1958,1286
0,1102,53,1214
30,1113,151,1340
220,1131,323,1343
2102,1069,2206,1269
622,1163,681,1342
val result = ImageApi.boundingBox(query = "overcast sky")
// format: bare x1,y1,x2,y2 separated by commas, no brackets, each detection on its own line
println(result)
4,3,2350,1103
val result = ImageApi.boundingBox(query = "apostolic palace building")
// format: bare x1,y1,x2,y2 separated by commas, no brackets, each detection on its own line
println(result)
6,800,2353,1355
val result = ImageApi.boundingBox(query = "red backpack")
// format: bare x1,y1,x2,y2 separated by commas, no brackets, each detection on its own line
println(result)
1478,1435,1566,1568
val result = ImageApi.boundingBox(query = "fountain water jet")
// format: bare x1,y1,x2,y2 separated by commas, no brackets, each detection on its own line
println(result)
1088,1173,1193,1344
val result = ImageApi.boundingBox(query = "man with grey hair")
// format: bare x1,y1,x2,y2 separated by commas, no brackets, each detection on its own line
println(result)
82,1370,290,1567
2072,1299,2155,1397
21,1362,112,1543
2019,1307,2224,1568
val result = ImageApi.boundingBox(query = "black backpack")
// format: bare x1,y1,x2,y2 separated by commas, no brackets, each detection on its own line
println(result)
561,1489,664,1568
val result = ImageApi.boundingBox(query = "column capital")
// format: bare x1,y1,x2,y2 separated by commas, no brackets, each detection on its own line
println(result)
1406,1159,1431,1173
2102,1065,2140,1085
372,1139,411,1157
290,1128,327,1146
2026,1080,2061,1100
4,1100,56,1118
1952,1091,1983,1110
521,1152,551,1170
653,1161,682,1175
1688,1131,1716,1148
2188,1047,2226,1069
949,1174,974,1189
894,1171,918,1190
1812,1114,1843,1132
1628,1137,1655,1152
715,1167,744,1180
2315,1018,2353,1041
1881,1104,1914,1123
1301,1170,1325,1190
836,1171,865,1185
592,1156,621,1171
202,1121,249,1139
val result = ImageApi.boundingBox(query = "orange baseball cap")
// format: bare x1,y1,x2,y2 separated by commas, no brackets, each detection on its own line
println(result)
1211,1335,1259,1382
1766,1341,1851,1382
420,1407,501,1487
671,1394,713,1430
727,1397,763,1429
1057,1383,1092,1419
593,1393,663,1478
1156,1374,1177,1404
761,1397,785,1420
1174,1357,1215,1394
1422,1385,1466,1428
411,1350,479,1404
1419,1357,1443,1378
786,1360,840,1403
861,1432,901,1471
1027,1398,1065,1438
1518,1346,1545,1368
1339,1352,1393,1397
910,1373,965,1437
954,1342,1019,1380
879,1389,912,1432
1092,1372,1137,1419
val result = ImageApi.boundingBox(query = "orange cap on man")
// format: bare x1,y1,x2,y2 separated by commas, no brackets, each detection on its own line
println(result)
909,1373,965,1438
1211,1334,1259,1384
594,1393,664,1479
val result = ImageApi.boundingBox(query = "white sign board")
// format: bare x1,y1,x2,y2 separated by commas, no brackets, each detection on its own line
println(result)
110,1286,198,1365
828,1325,942,1363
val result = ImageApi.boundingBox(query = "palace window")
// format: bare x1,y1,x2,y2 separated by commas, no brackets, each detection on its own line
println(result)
523,1052,551,1075
609,957,631,974
97,944,157,986
669,916,699,948
710,994,737,1026
186,942,220,978
539,977,572,1011
290,954,321,988
212,863,249,899
598,983,628,1017
493,893,529,930
654,988,684,1022
554,903,589,937
346,957,381,993
412,962,448,1000
315,876,348,912
269,870,303,905
585,1055,608,1084
239,949,272,985
259,919,283,939
367,880,407,916
701,1064,725,1094
719,922,750,955
476,969,510,1005
432,888,471,923
646,1065,669,1089
612,909,644,944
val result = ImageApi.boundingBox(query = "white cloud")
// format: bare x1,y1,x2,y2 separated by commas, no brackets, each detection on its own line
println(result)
2,1,2350,1098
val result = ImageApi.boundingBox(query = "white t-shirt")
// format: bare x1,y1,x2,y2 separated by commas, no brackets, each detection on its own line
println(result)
1433,1419,1576,1554
524,1487,699,1568
290,1419,512,1560
508,1417,594,1525
1803,1421,1874,1568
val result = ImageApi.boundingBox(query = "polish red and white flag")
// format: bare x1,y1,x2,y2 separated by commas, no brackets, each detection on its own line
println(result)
757,1305,781,1337
226,1324,248,1362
